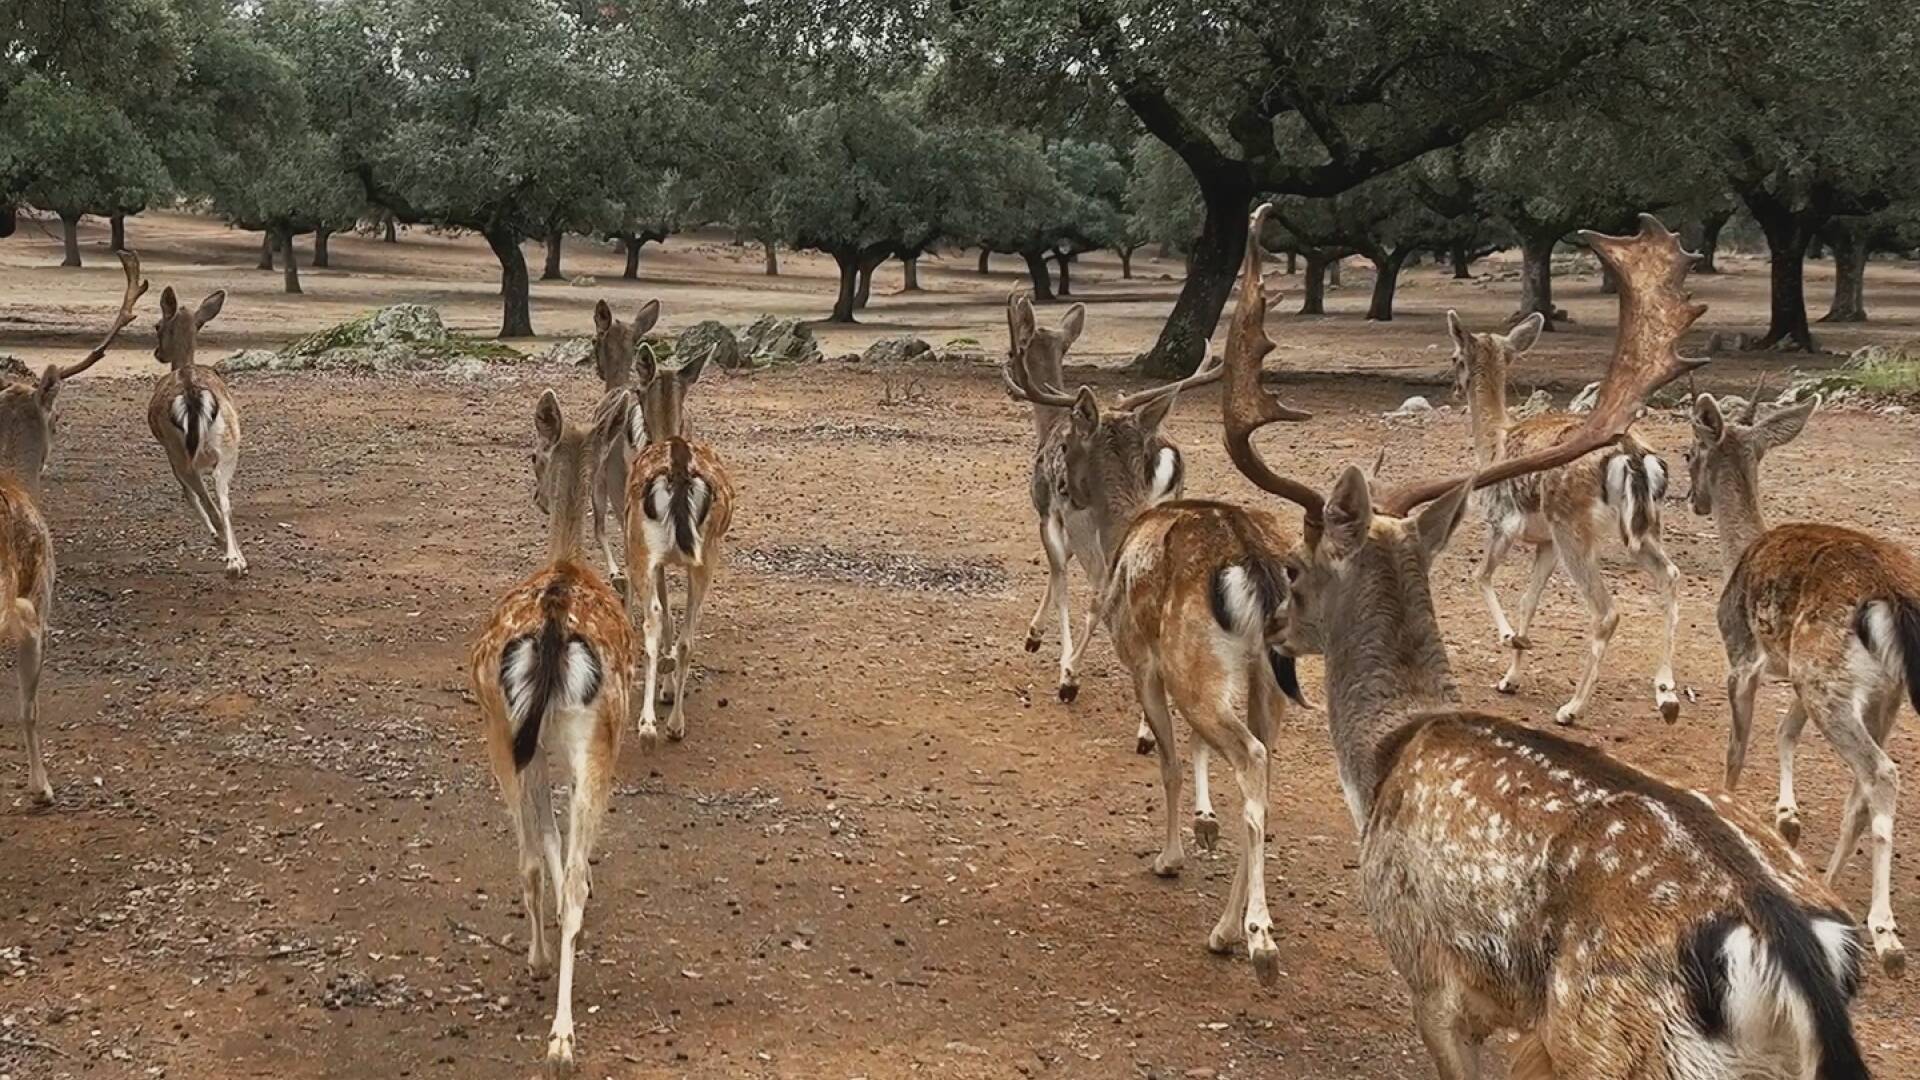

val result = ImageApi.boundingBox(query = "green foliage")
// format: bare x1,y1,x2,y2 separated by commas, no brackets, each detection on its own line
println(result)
4,75,171,215
1126,137,1201,253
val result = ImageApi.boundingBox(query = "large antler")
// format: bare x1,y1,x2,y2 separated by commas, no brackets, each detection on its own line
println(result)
58,250,149,380
1219,203,1320,523
1113,351,1226,410
1001,345,1078,408
1377,214,1707,516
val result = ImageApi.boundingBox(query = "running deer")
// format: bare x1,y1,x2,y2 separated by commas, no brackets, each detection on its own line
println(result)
1689,389,1916,975
618,399,733,742
585,297,663,578
1003,292,1221,739
472,389,635,1075
1446,309,1681,725
146,281,246,576
1,252,146,803
1225,207,1869,1078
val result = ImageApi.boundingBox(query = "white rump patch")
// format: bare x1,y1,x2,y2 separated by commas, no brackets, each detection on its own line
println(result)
1149,447,1180,501
1643,454,1668,500
1719,925,1813,1053
1812,916,1860,987
502,638,538,723
501,635,602,728
646,476,672,520
170,392,218,435
686,476,710,522
1215,564,1263,635
1604,453,1633,503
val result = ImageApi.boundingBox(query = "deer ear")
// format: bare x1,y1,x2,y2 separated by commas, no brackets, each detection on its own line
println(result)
534,389,564,447
1445,309,1472,354
1414,479,1472,562
1058,303,1086,349
1008,293,1035,349
1070,385,1100,436
633,299,661,335
1133,387,1177,433
36,365,61,410
1503,312,1544,354
1753,394,1817,452
634,341,659,385
1320,465,1373,561
593,299,613,334
1692,393,1726,442
679,344,713,385
193,290,226,328
160,287,180,320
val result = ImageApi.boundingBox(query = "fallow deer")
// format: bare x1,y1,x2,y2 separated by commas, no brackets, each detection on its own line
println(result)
1002,292,1221,749
1,252,146,803
146,282,247,576
1224,207,1869,1078
585,297,661,578
1446,309,1681,725
1689,389,1917,975
472,389,635,1074
618,404,732,742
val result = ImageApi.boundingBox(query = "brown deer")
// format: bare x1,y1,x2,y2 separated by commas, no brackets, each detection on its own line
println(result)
618,403,733,742
1002,292,1221,746
1,252,146,803
585,297,661,578
471,389,635,1075
1445,309,1681,726
1689,389,1916,976
146,282,246,576
1223,207,1869,1078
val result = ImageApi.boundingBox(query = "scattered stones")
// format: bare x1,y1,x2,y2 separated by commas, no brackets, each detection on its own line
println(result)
677,320,743,371
1385,395,1433,419
536,338,595,367
862,336,932,364
741,315,822,365
0,354,33,381
737,544,1008,595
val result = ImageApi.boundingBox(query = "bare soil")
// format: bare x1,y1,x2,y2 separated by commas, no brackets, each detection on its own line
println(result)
0,214,1916,1080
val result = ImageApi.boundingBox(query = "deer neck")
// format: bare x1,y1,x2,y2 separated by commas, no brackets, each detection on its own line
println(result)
1466,366,1509,467
1025,348,1070,442
1320,540,1462,827
546,436,590,561
643,390,684,444
1709,465,1768,574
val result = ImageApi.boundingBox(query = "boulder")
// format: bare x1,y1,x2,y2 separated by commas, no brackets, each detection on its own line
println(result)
535,338,595,367
675,321,742,371
861,336,932,364
217,304,524,373
741,315,821,365
0,354,34,382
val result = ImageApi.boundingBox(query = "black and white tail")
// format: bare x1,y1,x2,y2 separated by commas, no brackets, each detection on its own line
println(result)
643,439,711,560
1208,556,1308,708
1855,595,1920,715
500,582,603,769
1603,447,1667,553
169,371,218,460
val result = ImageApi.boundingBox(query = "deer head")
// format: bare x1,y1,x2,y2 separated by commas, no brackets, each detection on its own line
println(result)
638,344,710,445
1686,388,1817,518
591,298,661,390
154,283,226,370
1006,293,1086,437
1444,310,1542,403
0,251,147,490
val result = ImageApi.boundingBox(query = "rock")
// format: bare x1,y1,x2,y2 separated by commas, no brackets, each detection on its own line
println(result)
861,336,932,364
1389,395,1433,416
740,315,822,365
217,304,525,374
1511,388,1555,419
1569,381,1602,413
535,338,595,367
676,321,742,371
568,275,597,287
0,354,33,382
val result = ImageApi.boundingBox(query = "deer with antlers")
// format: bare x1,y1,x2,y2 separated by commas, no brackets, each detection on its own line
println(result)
1445,309,1682,726
1688,388,1916,976
1223,208,1869,1077
0,252,146,803
146,280,246,576
472,388,636,1074
1002,293,1222,746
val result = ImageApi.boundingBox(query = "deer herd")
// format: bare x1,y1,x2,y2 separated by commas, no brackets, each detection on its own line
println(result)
5,214,1915,1079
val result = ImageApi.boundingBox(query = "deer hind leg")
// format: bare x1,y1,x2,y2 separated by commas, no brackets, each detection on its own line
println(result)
1723,658,1763,792
1774,695,1810,845
654,564,678,705
499,754,555,976
1188,662,1277,985
1025,516,1065,653
1410,986,1484,1080
1191,742,1218,851
1549,525,1617,726
590,481,620,584
167,446,219,539
547,711,614,1075
210,454,247,578
1476,524,1520,652
1497,542,1557,694
1036,517,1081,704
17,623,49,805
631,563,664,748
1812,679,1905,975
665,559,715,743
1633,538,1683,722
1132,666,1184,877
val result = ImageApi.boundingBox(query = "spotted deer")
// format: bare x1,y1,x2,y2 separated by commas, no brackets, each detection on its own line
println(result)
1689,389,1917,976
585,297,663,578
1002,292,1221,744
1224,208,1869,1078
1446,309,1681,725
146,282,246,576
618,405,733,742
0,252,146,803
472,389,635,1075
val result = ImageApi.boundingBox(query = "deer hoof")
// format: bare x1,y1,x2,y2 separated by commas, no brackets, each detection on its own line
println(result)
666,714,687,742
1193,813,1219,852
1023,632,1042,653
1058,682,1078,704
224,556,249,579
636,721,661,751
1554,703,1581,726
1494,677,1519,695
1135,733,1155,755
1874,928,1906,978
1776,809,1802,847
1150,851,1183,878
1247,932,1280,987
1501,632,1531,651
1656,688,1680,724
545,1032,576,1077
28,782,52,808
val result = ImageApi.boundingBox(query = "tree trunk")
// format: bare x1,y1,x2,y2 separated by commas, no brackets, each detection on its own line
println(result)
1515,232,1563,329
1138,173,1254,378
1807,235,1825,260
763,238,778,276
58,211,83,266
313,227,331,268
1744,198,1818,351
977,249,990,274
280,227,302,294
1300,254,1329,315
1696,210,1729,273
1326,258,1343,288
0,205,16,238
485,227,535,338
541,228,564,281
1286,250,1297,275
1450,244,1473,279
1020,250,1056,302
1598,262,1618,295
829,255,859,323
901,256,921,291
383,216,397,243
109,213,126,252
1118,247,1134,279
1820,219,1868,323
854,255,883,309
624,236,643,279
1365,250,1409,321
258,231,276,271
1054,253,1073,297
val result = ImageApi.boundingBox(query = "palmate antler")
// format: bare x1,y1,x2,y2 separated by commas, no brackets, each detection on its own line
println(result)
1375,214,1708,516
1112,351,1227,410
1001,344,1078,408
58,250,149,380
1218,203,1320,523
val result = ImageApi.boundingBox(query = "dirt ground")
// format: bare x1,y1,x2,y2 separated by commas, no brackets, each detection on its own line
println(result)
0,214,1917,1080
